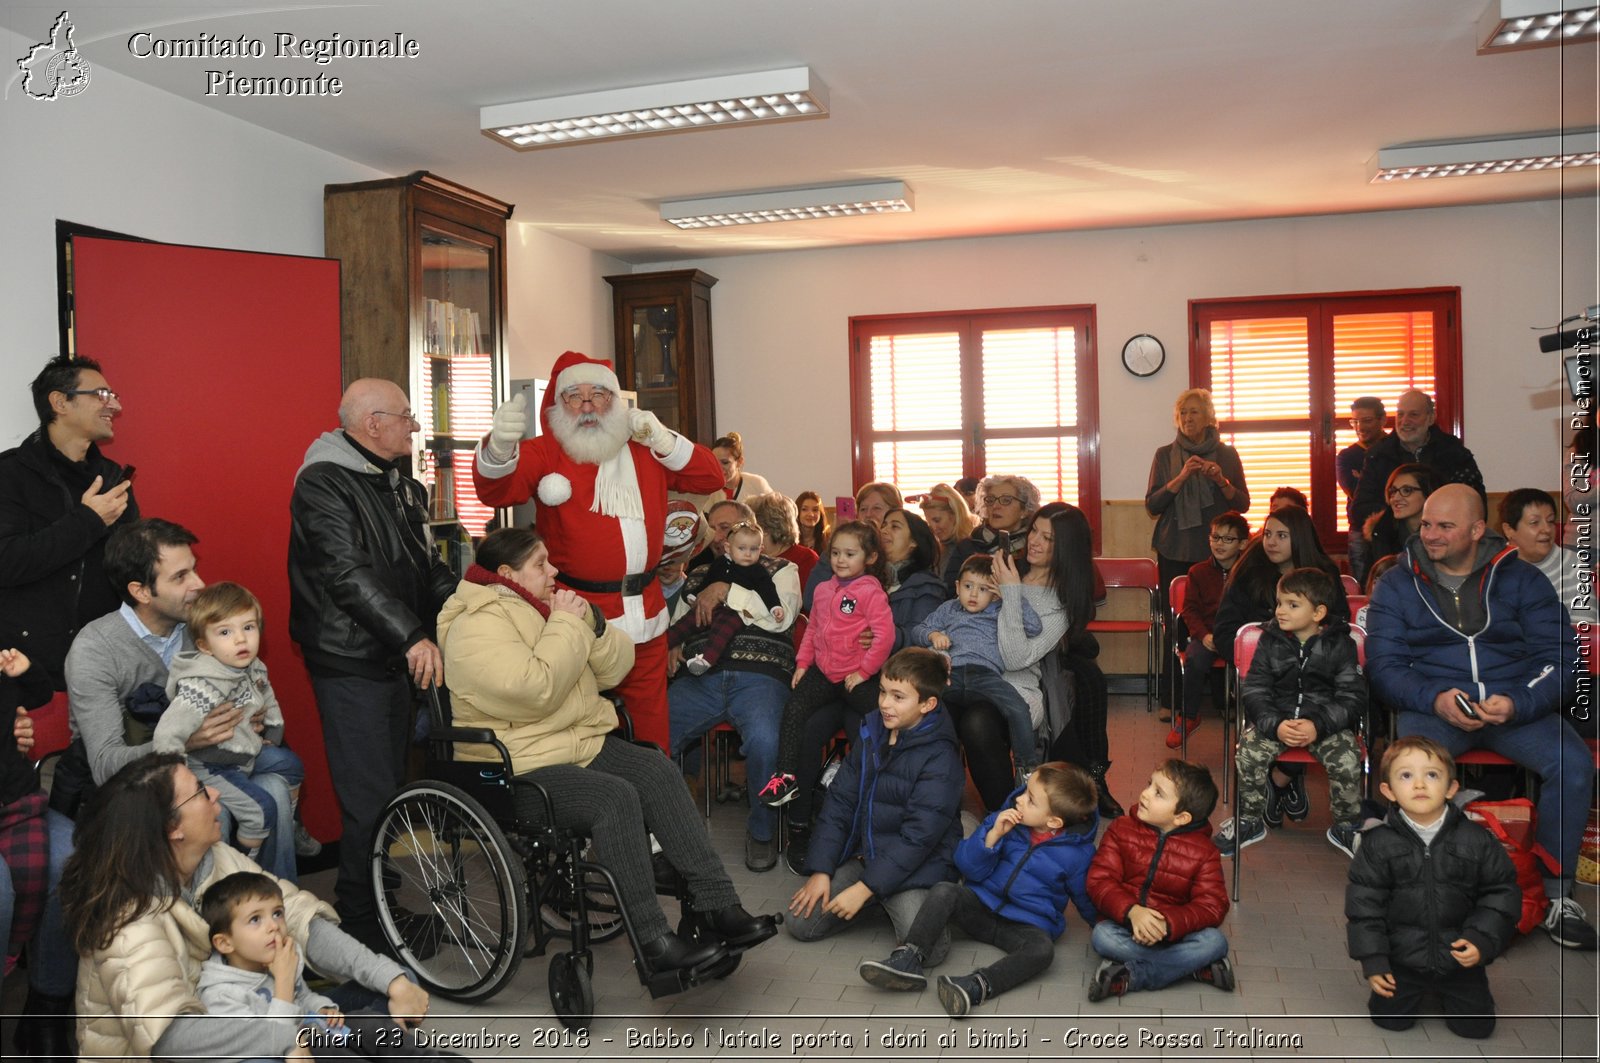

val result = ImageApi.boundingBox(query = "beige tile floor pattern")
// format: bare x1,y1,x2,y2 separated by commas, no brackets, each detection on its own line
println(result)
6,694,1596,1061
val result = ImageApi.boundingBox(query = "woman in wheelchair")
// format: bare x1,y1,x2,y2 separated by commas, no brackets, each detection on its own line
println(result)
437,528,777,975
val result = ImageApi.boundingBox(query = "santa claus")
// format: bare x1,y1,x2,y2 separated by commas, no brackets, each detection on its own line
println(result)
474,351,724,748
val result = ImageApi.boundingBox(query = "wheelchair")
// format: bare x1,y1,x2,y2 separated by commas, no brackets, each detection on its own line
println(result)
368,690,775,1028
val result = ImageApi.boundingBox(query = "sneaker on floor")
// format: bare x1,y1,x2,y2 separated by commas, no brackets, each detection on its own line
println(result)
1543,896,1600,950
743,832,777,873
1212,816,1266,857
1087,961,1130,1002
1191,955,1235,992
1164,716,1201,749
937,973,985,1017
1276,771,1309,822
294,822,322,857
858,946,927,991
756,773,798,808
1326,819,1362,859
1262,780,1285,828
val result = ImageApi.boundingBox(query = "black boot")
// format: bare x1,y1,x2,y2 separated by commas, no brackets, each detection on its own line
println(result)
1090,763,1124,819
704,904,779,949
639,929,727,973
12,988,75,1062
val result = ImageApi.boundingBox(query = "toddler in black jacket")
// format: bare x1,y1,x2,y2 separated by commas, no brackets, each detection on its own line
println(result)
1345,736,1520,1039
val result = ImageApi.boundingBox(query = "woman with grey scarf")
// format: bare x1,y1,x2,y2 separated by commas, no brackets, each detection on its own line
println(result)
1144,388,1249,721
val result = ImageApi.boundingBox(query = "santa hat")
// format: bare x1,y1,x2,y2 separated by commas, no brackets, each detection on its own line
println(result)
539,351,621,431
661,500,707,565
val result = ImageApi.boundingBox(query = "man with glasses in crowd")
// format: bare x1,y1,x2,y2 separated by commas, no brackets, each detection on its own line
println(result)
1351,388,1485,535
0,354,137,687
288,377,457,947
475,351,724,751
1336,396,1386,584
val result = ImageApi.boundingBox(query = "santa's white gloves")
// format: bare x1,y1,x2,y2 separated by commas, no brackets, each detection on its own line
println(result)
629,408,677,454
485,393,527,463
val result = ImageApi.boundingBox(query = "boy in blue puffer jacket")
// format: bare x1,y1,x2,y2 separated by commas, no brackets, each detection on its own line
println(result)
857,762,1099,1018
786,648,964,961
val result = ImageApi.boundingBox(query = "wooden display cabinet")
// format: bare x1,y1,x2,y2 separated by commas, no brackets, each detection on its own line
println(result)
605,269,718,444
324,171,513,572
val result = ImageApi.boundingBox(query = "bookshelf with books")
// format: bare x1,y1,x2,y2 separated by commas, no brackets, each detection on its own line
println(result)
325,172,513,576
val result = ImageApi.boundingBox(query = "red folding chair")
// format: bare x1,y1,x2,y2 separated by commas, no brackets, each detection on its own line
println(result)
27,690,73,780
1228,622,1369,901
1087,557,1162,714
1341,574,1362,598
1168,575,1233,796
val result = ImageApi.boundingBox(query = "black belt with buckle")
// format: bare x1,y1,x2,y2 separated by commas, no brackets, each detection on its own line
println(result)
557,570,658,596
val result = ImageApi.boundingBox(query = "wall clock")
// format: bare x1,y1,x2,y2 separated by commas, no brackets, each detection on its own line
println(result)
1121,333,1165,377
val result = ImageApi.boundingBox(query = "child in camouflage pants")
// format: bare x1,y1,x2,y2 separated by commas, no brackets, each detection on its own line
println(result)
1213,567,1367,859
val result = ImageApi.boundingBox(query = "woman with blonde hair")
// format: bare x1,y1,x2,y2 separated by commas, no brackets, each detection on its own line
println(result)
1145,387,1249,721
919,483,976,553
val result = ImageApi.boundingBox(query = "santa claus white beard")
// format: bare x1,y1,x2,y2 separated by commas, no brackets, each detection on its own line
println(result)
549,400,631,465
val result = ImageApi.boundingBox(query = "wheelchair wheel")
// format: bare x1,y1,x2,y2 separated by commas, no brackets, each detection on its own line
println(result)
548,951,594,1031
371,781,528,1002
537,845,627,945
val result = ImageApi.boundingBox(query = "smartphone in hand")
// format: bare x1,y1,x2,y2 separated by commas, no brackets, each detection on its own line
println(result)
1454,692,1478,719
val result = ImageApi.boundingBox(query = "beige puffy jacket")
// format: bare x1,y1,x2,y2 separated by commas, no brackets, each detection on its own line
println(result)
437,580,635,772
75,844,337,1062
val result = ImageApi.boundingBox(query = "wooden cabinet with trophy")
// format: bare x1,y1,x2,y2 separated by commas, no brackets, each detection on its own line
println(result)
605,269,717,444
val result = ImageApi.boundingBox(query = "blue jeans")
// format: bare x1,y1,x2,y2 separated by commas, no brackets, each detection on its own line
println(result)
197,744,303,881
943,665,1036,770
1179,637,1221,721
1091,920,1228,991
669,669,786,841
1399,709,1594,886
0,807,76,996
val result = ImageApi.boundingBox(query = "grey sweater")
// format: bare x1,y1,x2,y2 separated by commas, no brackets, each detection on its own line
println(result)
65,610,183,784
1528,544,1597,623
157,653,285,766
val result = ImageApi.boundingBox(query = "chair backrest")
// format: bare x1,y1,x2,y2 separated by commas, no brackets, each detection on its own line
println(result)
1349,623,1366,667
1096,556,1159,590
1341,573,1361,597
1169,573,1189,615
29,691,73,765
1232,622,1265,679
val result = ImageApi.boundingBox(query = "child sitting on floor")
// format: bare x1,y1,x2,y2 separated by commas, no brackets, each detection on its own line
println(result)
1086,759,1233,1000
857,762,1098,1017
1346,736,1520,1040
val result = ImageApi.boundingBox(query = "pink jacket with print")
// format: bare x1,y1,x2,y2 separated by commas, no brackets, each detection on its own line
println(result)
798,575,894,681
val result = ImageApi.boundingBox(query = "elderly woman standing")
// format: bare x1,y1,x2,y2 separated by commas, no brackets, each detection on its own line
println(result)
1145,389,1249,721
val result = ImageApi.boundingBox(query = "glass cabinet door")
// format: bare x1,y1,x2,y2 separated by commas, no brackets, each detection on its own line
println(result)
627,298,685,434
414,217,500,541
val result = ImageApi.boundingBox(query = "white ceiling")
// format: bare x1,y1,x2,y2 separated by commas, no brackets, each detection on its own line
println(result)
7,0,1595,264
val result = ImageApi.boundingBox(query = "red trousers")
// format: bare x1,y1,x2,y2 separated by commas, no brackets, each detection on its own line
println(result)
612,633,670,751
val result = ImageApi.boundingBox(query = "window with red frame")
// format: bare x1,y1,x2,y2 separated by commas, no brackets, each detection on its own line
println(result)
849,306,1100,532
1190,288,1461,546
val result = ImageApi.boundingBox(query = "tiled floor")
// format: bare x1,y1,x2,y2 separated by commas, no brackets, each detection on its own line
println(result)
6,695,1596,1060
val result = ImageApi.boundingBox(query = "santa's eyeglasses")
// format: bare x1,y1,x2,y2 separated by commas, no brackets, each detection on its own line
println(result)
560,387,614,409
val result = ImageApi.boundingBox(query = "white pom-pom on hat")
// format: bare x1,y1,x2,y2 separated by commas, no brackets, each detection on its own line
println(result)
537,473,572,506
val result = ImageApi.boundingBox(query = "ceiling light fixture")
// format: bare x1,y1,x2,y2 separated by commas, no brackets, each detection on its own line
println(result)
659,181,914,229
1369,130,1599,181
481,66,827,150
1478,1,1598,53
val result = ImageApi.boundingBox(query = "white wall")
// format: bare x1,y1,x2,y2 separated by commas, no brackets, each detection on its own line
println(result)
0,26,395,446
645,198,1597,503
504,224,627,383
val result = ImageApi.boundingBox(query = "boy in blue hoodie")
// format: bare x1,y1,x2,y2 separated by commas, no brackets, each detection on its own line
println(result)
786,648,964,961
857,762,1098,1017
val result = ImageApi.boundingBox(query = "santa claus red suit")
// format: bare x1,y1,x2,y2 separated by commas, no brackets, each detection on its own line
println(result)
474,351,723,748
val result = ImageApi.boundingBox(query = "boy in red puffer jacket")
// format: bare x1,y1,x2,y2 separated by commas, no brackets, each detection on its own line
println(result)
1085,758,1233,1000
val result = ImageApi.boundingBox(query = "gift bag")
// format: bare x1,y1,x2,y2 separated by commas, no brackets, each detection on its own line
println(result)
1464,798,1557,934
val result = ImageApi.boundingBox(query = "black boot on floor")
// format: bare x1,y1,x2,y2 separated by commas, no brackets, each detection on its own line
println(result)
1090,763,1124,819
12,988,76,1063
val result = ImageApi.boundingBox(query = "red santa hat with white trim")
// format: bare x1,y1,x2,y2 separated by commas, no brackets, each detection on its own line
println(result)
538,350,621,435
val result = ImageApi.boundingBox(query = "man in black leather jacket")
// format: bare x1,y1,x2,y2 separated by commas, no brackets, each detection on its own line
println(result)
0,355,137,687
288,377,456,942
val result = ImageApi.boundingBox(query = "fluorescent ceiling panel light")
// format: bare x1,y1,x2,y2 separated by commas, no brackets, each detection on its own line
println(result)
1369,130,1599,181
481,67,827,150
1478,1,1598,53
659,181,913,229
